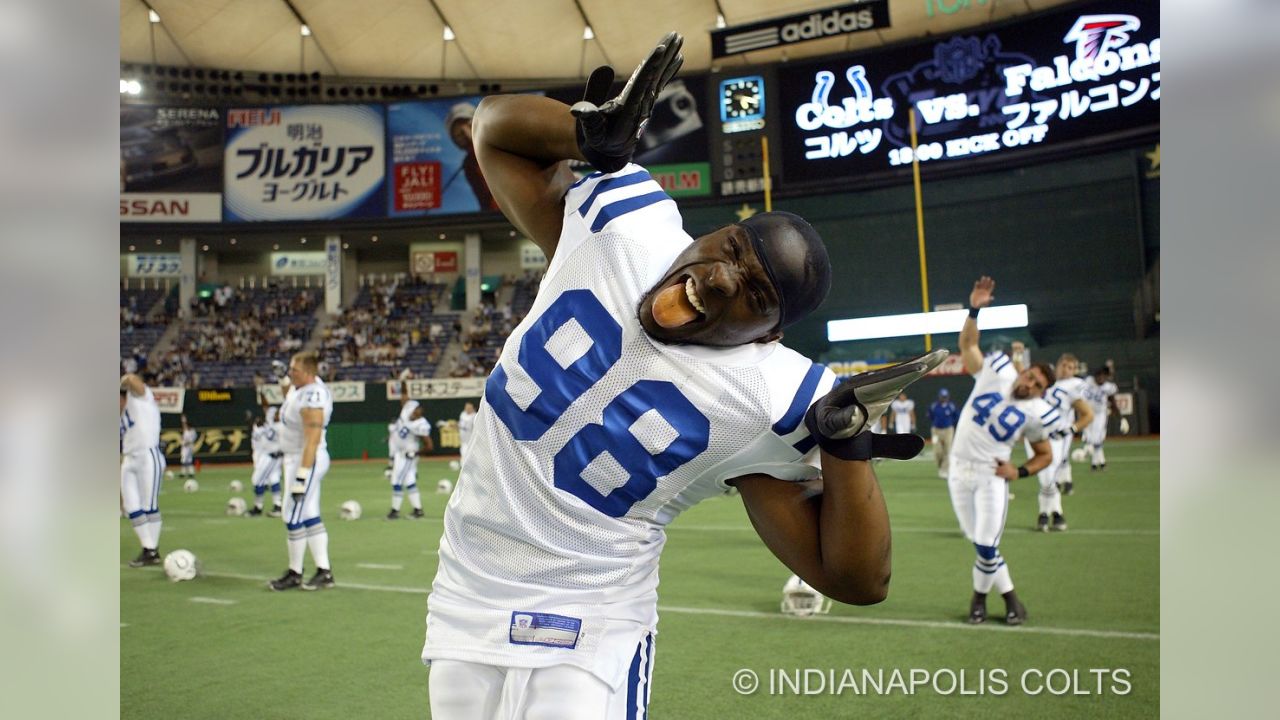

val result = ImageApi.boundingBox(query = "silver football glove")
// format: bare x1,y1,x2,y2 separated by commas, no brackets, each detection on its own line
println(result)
805,350,949,461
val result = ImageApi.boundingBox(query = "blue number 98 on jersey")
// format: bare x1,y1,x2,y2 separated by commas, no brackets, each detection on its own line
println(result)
485,290,710,517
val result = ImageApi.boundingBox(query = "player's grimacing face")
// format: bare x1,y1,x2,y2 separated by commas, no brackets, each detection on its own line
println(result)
1012,368,1050,399
637,224,782,346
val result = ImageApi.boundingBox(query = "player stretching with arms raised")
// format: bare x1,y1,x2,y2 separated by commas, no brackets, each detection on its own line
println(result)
121,373,164,567
421,32,945,718
387,382,434,520
950,277,1056,625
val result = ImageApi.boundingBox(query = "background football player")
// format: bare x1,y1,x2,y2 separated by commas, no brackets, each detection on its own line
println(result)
387,381,434,520
121,373,164,567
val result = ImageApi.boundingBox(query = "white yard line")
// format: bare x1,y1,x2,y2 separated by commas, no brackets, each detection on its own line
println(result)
189,596,238,605
357,563,404,570
127,566,1156,642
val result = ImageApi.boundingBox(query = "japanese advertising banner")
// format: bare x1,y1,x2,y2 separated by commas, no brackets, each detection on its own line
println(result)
120,105,223,223
223,105,386,222
776,0,1159,182
385,96,500,216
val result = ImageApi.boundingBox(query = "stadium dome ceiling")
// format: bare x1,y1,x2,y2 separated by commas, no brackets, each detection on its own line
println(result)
120,0,1078,82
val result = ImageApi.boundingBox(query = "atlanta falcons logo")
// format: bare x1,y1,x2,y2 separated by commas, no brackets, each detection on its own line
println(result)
1063,14,1141,63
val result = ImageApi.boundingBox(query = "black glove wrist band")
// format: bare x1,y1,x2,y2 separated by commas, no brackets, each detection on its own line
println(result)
1017,466,1029,478
968,307,980,318
575,121,629,174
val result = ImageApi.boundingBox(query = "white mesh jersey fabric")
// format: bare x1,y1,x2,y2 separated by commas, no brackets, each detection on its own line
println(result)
424,168,832,683
279,380,332,453
1046,376,1088,431
121,386,161,455
952,352,1054,464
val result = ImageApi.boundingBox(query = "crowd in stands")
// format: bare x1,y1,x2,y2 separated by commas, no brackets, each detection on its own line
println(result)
119,287,173,377
449,270,541,378
119,270,547,387
321,276,456,382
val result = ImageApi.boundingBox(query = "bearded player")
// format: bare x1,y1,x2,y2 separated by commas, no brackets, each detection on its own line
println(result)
421,33,946,718
950,276,1056,626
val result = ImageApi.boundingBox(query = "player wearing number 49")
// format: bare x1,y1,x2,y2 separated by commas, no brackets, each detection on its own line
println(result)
421,32,946,719
950,276,1057,627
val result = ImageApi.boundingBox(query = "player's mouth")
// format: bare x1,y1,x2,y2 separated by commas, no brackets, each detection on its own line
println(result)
651,275,707,329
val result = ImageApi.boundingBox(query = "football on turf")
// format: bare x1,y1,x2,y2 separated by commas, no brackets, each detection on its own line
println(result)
163,549,200,582
183,479,199,493
1070,448,1089,463
448,460,460,471
229,480,243,493
339,500,362,520
436,479,454,494
226,497,247,516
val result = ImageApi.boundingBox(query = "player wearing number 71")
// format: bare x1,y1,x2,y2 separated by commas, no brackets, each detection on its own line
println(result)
949,276,1057,626
421,32,946,719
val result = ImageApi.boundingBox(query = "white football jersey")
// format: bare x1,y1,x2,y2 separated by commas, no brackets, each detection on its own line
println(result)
120,387,161,455
425,165,834,683
280,379,332,454
890,398,915,422
251,421,280,456
1082,376,1118,416
951,351,1056,465
1044,376,1088,431
180,428,197,450
392,408,433,454
458,410,476,440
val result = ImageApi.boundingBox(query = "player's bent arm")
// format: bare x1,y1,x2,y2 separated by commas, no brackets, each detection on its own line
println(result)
1069,398,1094,432
1024,439,1054,475
733,454,891,606
120,373,147,397
472,95,583,257
299,407,324,470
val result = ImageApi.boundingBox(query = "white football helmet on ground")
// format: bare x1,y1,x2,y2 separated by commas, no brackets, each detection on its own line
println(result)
436,479,454,494
448,460,461,471
229,480,243,493
781,574,832,617
163,549,200,582
226,497,247,516
182,479,199,493
339,500,362,520
1070,447,1089,463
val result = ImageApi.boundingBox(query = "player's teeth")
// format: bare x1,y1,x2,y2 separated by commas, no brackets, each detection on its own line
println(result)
685,278,706,314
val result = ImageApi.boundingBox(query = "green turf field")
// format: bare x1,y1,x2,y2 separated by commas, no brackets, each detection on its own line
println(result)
121,440,1158,718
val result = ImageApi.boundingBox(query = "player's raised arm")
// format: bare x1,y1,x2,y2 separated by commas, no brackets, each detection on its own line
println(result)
472,32,683,258
960,276,995,374
120,373,146,397
734,351,947,605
